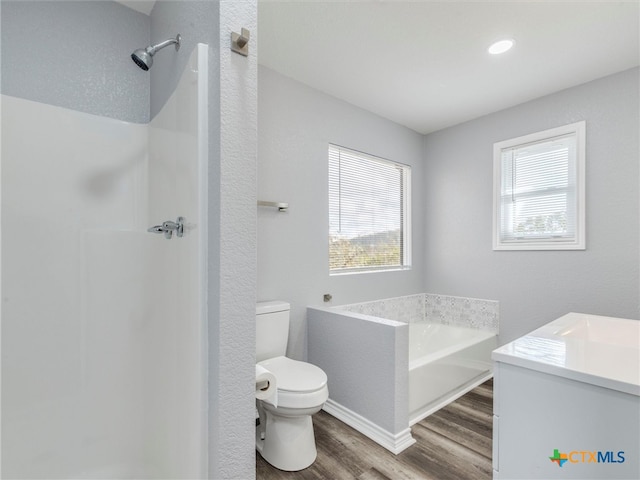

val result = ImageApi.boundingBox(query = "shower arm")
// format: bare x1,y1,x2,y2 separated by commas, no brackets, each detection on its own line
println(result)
148,36,181,54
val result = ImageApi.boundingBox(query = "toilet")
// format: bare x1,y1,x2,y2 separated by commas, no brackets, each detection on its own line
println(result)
255,301,329,471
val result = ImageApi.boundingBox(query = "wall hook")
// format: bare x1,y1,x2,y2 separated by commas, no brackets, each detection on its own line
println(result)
231,28,250,56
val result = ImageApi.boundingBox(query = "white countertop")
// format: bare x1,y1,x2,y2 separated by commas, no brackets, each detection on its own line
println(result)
492,312,640,396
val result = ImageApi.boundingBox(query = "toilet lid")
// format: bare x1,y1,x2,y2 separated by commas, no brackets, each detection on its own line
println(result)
258,356,327,393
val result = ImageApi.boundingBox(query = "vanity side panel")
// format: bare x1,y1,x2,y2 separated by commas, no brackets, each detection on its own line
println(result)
494,362,639,479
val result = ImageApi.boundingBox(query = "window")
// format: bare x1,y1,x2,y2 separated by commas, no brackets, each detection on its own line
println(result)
493,121,586,250
329,145,411,273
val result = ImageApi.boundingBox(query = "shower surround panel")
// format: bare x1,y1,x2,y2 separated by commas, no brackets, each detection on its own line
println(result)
1,45,208,479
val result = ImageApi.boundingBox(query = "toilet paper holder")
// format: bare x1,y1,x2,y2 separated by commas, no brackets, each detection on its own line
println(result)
256,379,270,391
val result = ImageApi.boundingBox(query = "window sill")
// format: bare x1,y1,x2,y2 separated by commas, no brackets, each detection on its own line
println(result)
493,241,585,251
330,266,412,276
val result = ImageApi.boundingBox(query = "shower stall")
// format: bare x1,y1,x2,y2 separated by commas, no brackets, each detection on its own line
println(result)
1,16,209,480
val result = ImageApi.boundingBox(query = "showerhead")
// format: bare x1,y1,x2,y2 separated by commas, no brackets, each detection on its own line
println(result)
131,48,153,71
131,34,181,71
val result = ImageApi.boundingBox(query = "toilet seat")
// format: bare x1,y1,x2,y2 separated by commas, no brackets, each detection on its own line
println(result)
258,356,328,409
259,356,327,392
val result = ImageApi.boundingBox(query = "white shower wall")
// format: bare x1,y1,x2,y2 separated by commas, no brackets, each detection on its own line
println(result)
1,45,207,478
145,43,208,478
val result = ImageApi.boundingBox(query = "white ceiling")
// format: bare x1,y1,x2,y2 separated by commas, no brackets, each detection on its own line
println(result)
115,0,155,16
258,1,640,134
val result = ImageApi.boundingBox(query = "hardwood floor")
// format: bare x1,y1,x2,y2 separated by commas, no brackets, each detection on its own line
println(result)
256,379,493,480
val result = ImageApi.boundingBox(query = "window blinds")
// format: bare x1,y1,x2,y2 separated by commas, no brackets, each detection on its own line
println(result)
499,134,576,242
328,145,410,272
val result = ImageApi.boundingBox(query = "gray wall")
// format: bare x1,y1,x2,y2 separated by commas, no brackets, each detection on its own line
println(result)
1,0,150,123
149,1,218,120
214,2,257,478
423,67,640,344
258,66,426,361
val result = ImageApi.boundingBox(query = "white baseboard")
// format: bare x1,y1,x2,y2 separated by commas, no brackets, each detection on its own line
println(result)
322,399,416,455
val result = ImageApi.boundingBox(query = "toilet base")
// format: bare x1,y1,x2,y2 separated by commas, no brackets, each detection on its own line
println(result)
256,402,318,471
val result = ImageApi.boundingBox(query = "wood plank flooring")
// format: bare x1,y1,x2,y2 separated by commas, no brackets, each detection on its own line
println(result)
256,379,493,480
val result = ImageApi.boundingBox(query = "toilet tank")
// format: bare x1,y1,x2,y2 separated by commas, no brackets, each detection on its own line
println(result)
256,301,290,362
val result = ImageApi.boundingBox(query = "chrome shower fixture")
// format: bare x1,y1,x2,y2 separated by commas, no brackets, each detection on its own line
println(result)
131,34,181,71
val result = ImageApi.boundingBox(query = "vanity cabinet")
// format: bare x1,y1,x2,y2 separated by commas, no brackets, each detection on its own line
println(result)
492,313,639,480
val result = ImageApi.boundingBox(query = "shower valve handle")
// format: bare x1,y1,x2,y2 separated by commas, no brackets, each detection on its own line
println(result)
147,217,184,239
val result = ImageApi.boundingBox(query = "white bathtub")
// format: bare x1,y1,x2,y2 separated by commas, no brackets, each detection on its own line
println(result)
308,293,499,453
409,322,497,425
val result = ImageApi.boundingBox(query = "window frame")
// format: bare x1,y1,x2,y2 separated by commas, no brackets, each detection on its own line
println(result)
328,144,412,275
493,121,586,251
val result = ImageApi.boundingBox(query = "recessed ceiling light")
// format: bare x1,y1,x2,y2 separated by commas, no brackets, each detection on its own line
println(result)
488,39,515,55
